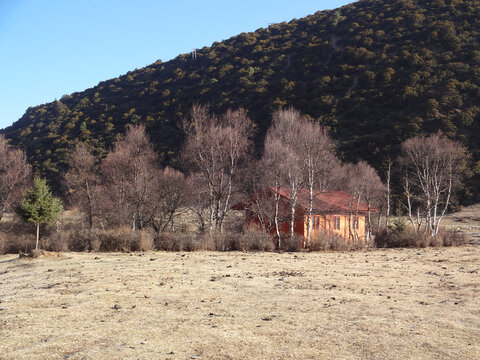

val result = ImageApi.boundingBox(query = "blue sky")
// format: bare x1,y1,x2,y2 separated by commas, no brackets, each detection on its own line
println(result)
0,0,353,130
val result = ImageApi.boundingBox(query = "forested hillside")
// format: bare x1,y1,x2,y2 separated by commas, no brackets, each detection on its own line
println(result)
2,0,480,200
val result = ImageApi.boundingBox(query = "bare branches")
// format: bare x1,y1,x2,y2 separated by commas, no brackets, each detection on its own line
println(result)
264,107,339,246
0,135,31,222
266,108,304,241
100,124,160,231
181,105,254,232
151,167,189,233
342,161,385,244
63,143,100,229
400,133,466,236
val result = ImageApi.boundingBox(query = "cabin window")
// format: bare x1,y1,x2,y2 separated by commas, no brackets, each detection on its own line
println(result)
312,216,319,230
332,216,340,230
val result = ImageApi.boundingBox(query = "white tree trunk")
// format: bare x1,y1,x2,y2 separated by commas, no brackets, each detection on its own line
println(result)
35,223,40,250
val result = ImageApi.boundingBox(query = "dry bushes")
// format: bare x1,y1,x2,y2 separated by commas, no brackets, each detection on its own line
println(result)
43,232,70,252
237,229,275,251
97,227,155,252
217,229,275,252
309,232,366,251
0,222,36,254
279,234,303,252
155,232,204,252
41,227,156,253
68,230,102,252
374,226,469,248
3,216,467,254
436,228,469,247
0,232,6,255
155,229,275,252
375,227,430,248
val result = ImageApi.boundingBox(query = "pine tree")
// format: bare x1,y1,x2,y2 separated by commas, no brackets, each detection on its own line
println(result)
17,177,63,250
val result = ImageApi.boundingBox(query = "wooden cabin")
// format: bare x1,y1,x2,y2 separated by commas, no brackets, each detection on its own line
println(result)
234,187,374,247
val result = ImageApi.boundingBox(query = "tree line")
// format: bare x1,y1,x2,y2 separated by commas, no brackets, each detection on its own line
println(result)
0,104,468,252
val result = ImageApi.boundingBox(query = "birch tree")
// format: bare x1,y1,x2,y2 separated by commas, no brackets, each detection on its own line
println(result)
399,133,466,236
182,105,253,233
343,161,385,244
298,118,337,247
267,108,304,240
261,136,290,247
383,156,393,227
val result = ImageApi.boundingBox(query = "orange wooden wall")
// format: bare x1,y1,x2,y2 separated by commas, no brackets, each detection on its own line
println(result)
244,211,366,246
304,214,365,242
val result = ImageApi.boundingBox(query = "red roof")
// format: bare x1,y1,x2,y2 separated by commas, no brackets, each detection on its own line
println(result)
234,187,375,213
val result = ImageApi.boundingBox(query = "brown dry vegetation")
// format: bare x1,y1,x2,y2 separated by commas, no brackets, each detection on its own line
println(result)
441,203,480,245
1,246,479,360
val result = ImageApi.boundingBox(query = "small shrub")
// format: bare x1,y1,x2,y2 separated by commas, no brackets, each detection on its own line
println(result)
178,234,204,251
132,230,155,251
374,226,469,248
217,229,275,252
0,232,6,255
238,229,275,251
5,233,34,254
44,231,69,252
155,232,181,251
88,230,102,252
279,234,303,252
390,218,407,233
309,232,351,251
155,232,204,252
65,229,101,252
211,231,231,251
199,234,215,251
437,228,469,246
99,226,134,252
375,227,416,248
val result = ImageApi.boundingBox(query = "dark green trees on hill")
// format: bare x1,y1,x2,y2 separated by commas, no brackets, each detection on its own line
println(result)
2,0,480,200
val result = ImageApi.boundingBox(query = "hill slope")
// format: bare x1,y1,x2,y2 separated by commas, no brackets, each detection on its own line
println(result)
2,0,480,199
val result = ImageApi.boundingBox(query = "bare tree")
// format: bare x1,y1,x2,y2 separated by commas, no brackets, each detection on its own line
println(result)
244,143,292,240
151,167,189,233
267,108,304,240
182,105,254,233
298,118,337,247
359,163,386,243
342,161,385,244
63,143,100,230
402,169,423,233
383,156,393,227
342,163,363,242
100,124,160,231
399,133,466,236
0,135,31,222
186,172,211,233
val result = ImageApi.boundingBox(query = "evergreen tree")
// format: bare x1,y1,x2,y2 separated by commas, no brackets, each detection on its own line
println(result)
17,177,63,250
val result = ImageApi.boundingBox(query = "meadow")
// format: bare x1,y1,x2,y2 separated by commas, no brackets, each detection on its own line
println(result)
1,246,479,359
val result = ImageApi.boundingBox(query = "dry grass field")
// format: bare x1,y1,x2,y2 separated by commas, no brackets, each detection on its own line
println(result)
1,246,479,360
